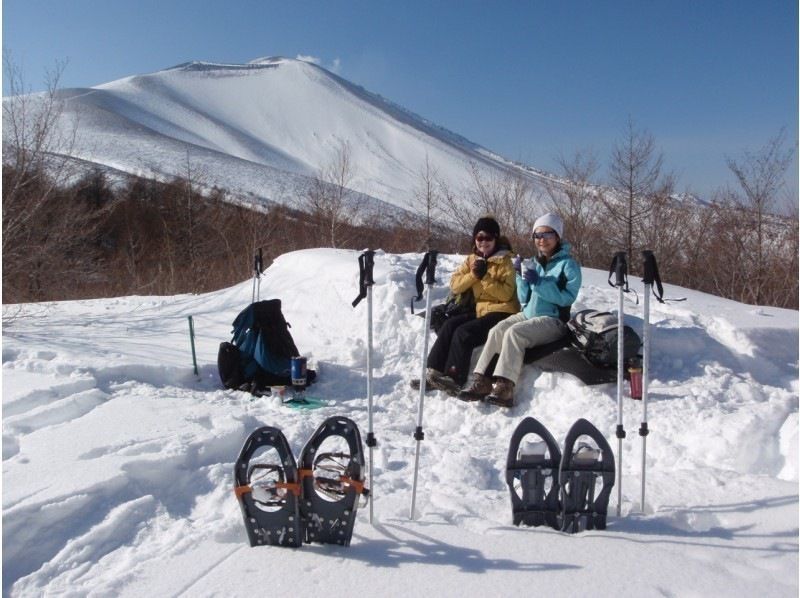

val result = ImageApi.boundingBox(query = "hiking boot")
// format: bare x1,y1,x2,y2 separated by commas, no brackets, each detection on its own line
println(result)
458,372,493,402
425,368,460,396
484,377,515,408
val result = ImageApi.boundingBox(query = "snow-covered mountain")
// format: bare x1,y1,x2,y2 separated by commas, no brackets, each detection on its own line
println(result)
2,249,797,596
31,57,554,217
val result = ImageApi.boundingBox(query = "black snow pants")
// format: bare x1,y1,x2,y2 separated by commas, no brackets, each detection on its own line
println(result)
426,311,512,386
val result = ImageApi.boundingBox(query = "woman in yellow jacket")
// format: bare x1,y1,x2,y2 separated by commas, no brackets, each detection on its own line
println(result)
425,216,520,395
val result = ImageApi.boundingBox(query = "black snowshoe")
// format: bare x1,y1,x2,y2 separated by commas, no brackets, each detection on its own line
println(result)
234,426,303,547
506,417,616,533
558,418,616,533
299,416,367,546
506,417,562,529
235,418,368,548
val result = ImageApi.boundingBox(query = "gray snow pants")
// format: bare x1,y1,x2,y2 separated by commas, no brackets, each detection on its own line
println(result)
473,312,566,384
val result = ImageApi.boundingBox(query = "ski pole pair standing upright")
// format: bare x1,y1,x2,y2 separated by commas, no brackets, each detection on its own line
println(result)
610,249,674,515
352,250,377,524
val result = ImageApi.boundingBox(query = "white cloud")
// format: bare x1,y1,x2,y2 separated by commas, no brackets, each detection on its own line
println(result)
296,54,342,74
296,54,321,65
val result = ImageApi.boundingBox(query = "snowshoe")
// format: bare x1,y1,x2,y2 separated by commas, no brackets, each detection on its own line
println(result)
506,417,562,529
558,418,615,533
234,426,302,547
298,416,368,546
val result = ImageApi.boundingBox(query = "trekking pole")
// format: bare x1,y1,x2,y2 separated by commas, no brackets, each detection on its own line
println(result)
352,250,376,523
255,248,263,302
410,250,438,520
611,251,628,517
251,248,264,304
640,250,657,513
251,252,257,304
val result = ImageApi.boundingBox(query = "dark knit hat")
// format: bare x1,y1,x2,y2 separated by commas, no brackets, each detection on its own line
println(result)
472,216,500,239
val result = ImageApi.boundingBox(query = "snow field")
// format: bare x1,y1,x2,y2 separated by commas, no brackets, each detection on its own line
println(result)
2,248,797,597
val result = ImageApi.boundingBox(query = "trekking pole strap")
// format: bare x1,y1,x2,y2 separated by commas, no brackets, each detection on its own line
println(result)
411,250,438,312
608,252,628,290
352,250,376,307
642,250,664,303
641,250,686,303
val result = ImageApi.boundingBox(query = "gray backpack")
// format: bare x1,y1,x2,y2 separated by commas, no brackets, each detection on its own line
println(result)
567,309,641,368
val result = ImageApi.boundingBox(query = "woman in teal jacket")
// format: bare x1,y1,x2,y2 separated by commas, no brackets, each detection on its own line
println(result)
460,213,582,407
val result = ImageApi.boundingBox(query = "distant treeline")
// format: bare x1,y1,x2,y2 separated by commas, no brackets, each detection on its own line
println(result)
1,167,460,302
2,165,797,310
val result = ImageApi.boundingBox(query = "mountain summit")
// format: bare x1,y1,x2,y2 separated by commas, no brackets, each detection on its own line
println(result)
35,57,551,216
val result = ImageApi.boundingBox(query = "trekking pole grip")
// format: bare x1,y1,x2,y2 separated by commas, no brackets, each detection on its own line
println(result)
364,250,375,287
642,250,656,285
425,250,438,285
614,251,627,287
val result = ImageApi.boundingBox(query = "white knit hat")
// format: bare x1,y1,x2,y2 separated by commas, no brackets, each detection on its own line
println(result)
532,213,564,238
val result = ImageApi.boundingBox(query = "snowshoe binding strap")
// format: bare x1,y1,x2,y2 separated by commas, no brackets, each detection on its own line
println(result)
558,418,616,534
298,416,367,546
234,426,302,548
506,417,563,530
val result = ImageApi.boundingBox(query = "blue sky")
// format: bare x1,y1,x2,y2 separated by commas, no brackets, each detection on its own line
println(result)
3,0,797,201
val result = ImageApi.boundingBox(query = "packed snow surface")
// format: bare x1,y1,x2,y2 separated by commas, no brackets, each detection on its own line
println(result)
2,249,798,597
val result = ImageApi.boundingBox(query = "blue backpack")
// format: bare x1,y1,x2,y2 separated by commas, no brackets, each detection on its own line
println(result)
218,299,313,390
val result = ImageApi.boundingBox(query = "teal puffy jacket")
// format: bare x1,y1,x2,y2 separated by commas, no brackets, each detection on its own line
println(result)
517,242,582,319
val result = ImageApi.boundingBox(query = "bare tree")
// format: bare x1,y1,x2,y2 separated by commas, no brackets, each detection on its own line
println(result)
442,160,537,250
1,55,114,302
300,140,360,248
603,118,674,268
3,55,75,258
724,128,795,304
406,153,443,250
546,148,605,264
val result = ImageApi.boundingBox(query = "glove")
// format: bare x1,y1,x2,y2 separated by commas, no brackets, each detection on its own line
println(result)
523,267,539,284
472,257,488,279
512,255,522,273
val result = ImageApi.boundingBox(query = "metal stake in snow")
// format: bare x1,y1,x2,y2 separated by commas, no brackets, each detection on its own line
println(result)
352,250,376,523
251,248,264,304
187,315,198,377
610,251,628,517
409,250,438,520
640,250,657,513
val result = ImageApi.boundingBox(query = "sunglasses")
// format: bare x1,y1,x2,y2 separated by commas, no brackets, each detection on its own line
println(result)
475,234,496,242
532,231,558,240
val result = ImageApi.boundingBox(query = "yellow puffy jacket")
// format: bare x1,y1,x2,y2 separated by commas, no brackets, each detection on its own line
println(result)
449,246,520,318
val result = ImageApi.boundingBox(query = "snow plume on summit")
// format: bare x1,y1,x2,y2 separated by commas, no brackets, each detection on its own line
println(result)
20,56,550,220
